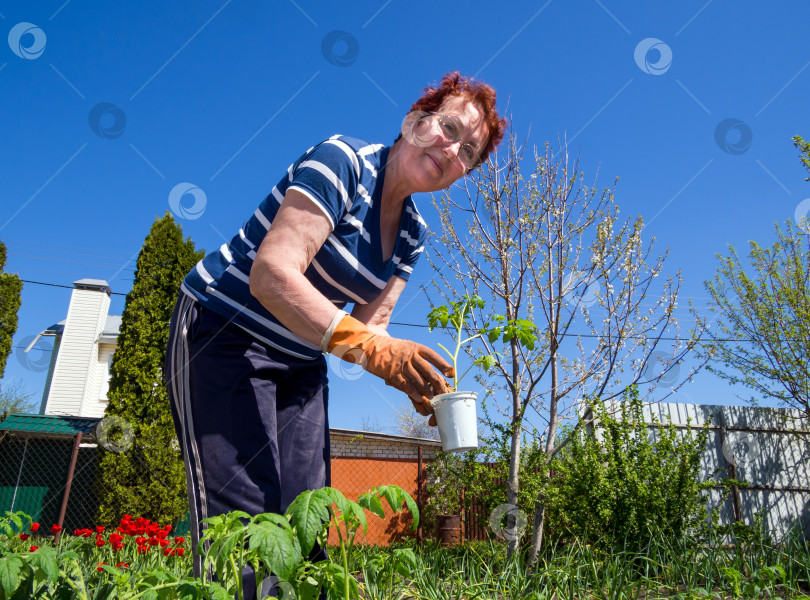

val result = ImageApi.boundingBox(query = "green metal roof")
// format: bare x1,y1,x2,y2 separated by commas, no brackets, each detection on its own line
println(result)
0,413,100,437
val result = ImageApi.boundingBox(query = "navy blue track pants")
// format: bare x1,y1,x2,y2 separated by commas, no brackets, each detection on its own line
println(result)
165,293,330,598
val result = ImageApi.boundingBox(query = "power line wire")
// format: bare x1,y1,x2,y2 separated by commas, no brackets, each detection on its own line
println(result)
15,278,793,343
390,321,789,343
20,279,129,296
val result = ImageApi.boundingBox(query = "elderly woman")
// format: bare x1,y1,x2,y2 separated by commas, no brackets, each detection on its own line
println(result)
165,71,505,597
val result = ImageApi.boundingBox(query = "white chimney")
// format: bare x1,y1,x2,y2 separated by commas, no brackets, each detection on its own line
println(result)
44,279,112,417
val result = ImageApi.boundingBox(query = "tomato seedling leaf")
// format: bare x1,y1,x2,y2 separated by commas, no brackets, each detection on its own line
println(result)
285,489,330,556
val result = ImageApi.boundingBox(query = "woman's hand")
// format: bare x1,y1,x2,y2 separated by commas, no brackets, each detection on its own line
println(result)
408,394,440,426
327,314,455,403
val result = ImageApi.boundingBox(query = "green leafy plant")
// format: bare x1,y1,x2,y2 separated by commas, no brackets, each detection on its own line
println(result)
355,545,418,600
194,485,418,600
0,485,418,600
282,484,418,600
427,295,488,392
543,386,714,549
427,295,536,391
720,564,785,600
5,499,810,599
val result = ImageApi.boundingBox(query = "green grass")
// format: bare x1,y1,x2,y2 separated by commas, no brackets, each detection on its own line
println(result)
348,532,810,600
5,521,808,598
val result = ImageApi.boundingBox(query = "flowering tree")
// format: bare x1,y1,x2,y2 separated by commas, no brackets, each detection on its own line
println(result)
95,213,203,526
428,130,706,563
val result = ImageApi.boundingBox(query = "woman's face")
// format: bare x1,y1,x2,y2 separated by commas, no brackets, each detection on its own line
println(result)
399,96,489,192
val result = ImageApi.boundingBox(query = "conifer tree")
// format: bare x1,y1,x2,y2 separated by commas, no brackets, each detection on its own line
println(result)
0,241,23,379
95,213,203,525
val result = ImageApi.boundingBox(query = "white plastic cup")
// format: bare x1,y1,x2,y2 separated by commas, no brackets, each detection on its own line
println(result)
431,391,478,453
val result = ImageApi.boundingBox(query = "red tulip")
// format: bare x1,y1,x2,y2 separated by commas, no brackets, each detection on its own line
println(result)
96,562,106,572
174,536,185,544
29,546,38,552
117,562,129,568
30,523,40,532
148,536,159,546
177,547,185,556
19,534,30,541
51,524,62,534
95,526,105,535
95,538,106,547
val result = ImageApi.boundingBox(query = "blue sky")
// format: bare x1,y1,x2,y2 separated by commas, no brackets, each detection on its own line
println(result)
2,1,809,433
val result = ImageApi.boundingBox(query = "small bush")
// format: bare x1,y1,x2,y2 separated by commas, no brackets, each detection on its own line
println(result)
544,385,715,549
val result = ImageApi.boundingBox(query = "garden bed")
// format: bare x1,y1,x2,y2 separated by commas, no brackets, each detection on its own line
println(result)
3,512,809,599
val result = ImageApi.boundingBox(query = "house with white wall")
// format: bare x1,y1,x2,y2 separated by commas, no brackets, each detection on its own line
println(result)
29,279,119,418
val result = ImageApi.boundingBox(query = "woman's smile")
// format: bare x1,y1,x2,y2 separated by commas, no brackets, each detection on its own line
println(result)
427,153,443,175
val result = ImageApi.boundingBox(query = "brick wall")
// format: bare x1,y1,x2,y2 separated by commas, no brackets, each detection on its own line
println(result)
330,430,440,460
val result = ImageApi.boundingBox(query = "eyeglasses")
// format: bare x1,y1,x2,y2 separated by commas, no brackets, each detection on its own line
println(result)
421,112,483,170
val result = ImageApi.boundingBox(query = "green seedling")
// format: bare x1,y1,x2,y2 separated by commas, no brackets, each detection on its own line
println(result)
428,295,537,391
283,484,418,600
428,295,487,391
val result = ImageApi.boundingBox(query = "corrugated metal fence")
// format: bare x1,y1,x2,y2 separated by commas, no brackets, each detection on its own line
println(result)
619,402,810,542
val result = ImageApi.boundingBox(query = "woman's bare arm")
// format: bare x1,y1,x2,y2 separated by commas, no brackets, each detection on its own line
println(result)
249,188,341,346
351,276,407,336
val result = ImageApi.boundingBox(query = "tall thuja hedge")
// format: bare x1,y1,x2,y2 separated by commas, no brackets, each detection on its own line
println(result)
544,386,713,548
95,213,203,526
0,241,23,379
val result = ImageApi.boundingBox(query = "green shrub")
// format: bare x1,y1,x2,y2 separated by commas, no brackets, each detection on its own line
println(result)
544,386,714,548
423,450,507,533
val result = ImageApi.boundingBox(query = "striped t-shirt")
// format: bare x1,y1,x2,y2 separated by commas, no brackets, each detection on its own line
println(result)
180,135,428,360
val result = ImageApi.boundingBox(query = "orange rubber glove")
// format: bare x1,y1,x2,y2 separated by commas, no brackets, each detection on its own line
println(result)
326,314,455,416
